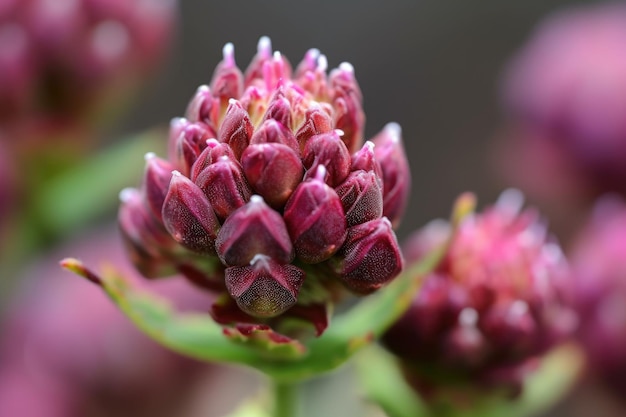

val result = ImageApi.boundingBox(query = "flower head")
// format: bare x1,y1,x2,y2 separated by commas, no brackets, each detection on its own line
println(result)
499,2,626,201
0,0,176,139
119,37,409,335
383,191,575,398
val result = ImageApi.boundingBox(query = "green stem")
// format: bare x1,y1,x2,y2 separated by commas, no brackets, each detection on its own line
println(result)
272,378,299,417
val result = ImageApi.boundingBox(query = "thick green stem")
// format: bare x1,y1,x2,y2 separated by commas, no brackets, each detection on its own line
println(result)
272,378,299,417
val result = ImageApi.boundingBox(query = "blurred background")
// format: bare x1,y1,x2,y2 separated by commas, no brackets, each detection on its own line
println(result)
1,0,626,416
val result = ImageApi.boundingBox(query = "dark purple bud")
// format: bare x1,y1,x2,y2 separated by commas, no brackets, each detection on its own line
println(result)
210,43,244,103
242,143,304,208
335,170,383,227
303,130,351,187
295,103,333,152
185,85,219,129
225,254,304,318
250,118,299,154
215,195,294,266
194,155,252,220
190,138,236,183
142,153,176,221
334,217,403,294
118,188,176,278
263,90,292,130
330,62,365,153
161,171,220,255
284,166,347,263
371,122,411,228
217,99,254,160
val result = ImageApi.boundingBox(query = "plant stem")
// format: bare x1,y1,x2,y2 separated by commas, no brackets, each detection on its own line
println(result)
272,379,299,417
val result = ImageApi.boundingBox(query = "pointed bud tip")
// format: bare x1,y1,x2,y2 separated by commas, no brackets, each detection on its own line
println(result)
222,42,235,66
384,122,402,142
273,50,282,61
335,129,345,137
257,36,272,56
144,152,156,161
197,84,210,94
318,54,328,72
250,253,270,267
59,258,102,286
339,62,354,74
496,188,525,215
170,117,187,128
119,187,136,203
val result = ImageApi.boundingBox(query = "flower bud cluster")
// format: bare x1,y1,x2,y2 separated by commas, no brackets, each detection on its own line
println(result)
119,38,409,331
384,191,575,396
0,0,175,126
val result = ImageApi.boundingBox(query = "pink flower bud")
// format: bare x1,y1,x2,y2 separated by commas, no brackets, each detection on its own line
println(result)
161,171,220,255
294,104,333,152
242,143,304,208
216,195,294,266
335,170,383,227
189,138,236,183
185,85,219,129
371,122,411,228
250,118,299,154
351,141,383,187
210,43,244,104
143,153,175,222
225,254,304,318
217,99,253,160
263,90,292,130
194,155,252,220
118,188,176,278
329,62,365,153
284,166,347,264
303,130,351,187
333,217,403,294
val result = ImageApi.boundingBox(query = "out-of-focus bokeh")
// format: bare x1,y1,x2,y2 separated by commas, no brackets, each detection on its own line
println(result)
2,0,626,416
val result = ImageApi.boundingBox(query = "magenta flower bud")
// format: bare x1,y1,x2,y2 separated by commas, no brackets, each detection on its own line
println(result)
194,155,252,220
303,130,351,187
371,122,411,228
263,90,292,130
216,195,294,266
295,103,333,151
351,141,383,187
243,36,273,87
117,37,409,332
383,191,575,397
250,118,300,154
189,138,236,183
217,99,254,160
284,166,347,263
335,170,383,227
161,171,220,255
210,43,244,104
185,85,219,129
242,143,304,208
118,188,176,278
225,254,304,318
143,153,176,221
333,217,402,294
329,62,365,153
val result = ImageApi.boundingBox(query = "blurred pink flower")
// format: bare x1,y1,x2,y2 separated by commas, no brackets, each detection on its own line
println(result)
0,227,214,417
498,2,626,202
569,196,626,401
383,190,576,399
0,0,176,141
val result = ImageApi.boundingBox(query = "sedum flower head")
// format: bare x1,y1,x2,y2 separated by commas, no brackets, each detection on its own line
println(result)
119,37,409,335
569,196,626,401
383,190,575,397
